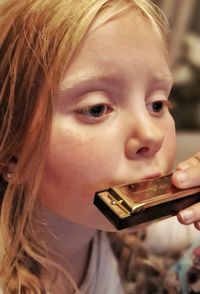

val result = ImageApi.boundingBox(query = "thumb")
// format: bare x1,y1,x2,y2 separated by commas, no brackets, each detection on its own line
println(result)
172,165,200,189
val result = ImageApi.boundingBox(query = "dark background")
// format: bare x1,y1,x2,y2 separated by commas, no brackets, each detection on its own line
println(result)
153,0,200,130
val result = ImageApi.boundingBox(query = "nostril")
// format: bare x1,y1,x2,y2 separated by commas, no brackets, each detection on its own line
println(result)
136,146,149,155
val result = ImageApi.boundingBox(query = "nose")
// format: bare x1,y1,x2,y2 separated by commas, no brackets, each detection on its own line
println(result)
125,116,164,159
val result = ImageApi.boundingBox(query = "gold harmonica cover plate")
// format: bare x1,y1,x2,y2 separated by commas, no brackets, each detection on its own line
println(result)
96,174,200,219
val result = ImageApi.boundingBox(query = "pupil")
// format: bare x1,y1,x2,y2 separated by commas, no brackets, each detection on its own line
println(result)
91,105,105,116
153,101,162,112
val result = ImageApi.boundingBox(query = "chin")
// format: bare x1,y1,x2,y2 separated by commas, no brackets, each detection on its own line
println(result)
86,213,118,232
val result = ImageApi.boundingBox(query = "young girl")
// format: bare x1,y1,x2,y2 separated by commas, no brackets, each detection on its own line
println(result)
0,0,200,293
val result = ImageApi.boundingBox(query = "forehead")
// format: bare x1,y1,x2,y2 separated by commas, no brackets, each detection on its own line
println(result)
83,7,166,63
89,4,168,65
89,2,135,33
89,1,164,41
60,7,171,92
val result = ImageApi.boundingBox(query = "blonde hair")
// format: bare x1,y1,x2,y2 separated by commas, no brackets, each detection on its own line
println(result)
0,0,169,293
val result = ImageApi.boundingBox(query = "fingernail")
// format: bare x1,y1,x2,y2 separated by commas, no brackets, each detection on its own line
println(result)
178,163,190,170
179,209,194,223
175,171,190,183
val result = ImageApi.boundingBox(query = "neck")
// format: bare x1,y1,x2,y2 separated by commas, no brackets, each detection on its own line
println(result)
35,202,96,287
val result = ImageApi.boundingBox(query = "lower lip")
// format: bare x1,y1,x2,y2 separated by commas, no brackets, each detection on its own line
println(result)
142,173,161,180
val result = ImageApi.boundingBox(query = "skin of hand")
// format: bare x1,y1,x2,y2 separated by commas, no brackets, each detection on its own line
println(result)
172,151,200,230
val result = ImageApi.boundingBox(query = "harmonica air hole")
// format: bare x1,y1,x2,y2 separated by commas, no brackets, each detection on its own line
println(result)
128,184,136,191
110,200,116,205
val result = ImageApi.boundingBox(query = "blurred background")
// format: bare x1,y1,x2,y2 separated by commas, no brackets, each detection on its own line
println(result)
153,0,200,163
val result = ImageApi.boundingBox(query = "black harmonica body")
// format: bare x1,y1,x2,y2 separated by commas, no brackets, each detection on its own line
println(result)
94,174,200,230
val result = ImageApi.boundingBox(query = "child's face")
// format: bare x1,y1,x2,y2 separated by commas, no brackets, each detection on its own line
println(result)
38,9,176,231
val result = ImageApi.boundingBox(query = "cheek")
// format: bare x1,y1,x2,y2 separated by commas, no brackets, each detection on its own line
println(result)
43,126,121,192
161,117,177,169
38,125,124,226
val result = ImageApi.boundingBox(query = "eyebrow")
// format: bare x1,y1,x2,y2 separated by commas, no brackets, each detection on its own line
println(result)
150,73,173,90
61,72,173,89
59,74,121,94
58,71,174,102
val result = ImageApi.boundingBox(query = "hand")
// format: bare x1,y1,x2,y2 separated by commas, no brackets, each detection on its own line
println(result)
171,151,200,230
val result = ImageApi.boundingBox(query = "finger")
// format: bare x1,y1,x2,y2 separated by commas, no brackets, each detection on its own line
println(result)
176,151,200,171
177,202,200,225
172,164,200,189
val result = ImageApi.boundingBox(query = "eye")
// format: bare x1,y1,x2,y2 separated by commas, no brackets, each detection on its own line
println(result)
152,101,164,112
147,100,170,114
76,103,113,118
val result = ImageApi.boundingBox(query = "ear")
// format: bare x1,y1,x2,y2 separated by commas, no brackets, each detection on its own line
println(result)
2,156,18,181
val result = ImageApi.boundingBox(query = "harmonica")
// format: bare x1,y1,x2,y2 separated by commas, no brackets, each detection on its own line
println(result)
94,174,200,230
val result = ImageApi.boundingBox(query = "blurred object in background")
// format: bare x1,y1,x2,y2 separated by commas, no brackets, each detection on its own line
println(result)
171,33,200,130
153,0,200,130
176,131,200,164
155,0,196,65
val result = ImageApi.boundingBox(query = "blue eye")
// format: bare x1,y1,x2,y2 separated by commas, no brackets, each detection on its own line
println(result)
76,104,112,118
